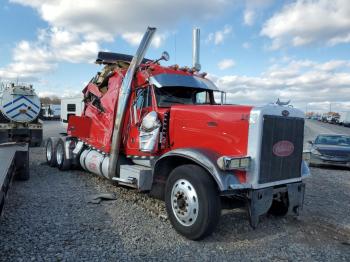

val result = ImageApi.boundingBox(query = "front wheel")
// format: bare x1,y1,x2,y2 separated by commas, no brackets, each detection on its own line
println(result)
165,164,221,240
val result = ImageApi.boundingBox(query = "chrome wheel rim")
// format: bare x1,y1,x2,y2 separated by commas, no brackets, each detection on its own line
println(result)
171,179,198,227
46,141,52,161
56,142,63,165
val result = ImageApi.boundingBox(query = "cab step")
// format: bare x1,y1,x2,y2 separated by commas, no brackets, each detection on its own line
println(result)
112,165,152,191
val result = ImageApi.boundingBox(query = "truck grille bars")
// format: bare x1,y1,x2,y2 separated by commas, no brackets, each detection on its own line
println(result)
108,27,156,179
259,115,304,184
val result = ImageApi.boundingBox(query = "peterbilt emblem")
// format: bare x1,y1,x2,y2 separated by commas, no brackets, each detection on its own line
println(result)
282,110,289,117
273,140,294,157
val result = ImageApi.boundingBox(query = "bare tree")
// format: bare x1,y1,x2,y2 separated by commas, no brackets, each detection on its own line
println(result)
40,96,61,105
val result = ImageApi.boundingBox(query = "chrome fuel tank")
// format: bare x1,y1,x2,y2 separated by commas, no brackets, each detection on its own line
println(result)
80,149,109,178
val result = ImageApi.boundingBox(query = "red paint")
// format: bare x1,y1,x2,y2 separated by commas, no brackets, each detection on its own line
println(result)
70,72,124,153
68,116,91,138
67,62,253,184
169,105,252,156
273,140,294,157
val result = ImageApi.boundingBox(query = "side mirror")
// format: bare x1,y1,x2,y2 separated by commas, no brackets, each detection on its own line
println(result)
153,51,170,64
161,51,170,61
308,140,313,145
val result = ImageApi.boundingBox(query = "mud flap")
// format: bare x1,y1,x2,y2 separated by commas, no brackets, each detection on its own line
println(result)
287,182,305,215
14,146,30,181
29,129,43,147
248,187,273,228
0,130,8,143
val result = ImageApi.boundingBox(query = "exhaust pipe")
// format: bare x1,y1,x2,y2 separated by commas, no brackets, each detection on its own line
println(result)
192,28,201,71
108,27,156,179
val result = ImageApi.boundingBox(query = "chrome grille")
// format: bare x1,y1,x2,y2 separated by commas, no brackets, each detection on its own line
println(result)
259,115,304,184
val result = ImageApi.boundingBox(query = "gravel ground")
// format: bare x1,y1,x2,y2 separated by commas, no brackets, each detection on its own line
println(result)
1,120,350,261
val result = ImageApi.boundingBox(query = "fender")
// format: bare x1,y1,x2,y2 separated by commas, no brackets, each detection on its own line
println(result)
153,148,244,192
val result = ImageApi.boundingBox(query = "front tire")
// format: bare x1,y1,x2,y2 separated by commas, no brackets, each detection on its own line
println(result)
165,164,221,240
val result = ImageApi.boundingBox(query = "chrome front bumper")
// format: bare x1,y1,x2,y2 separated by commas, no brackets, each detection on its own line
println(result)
248,182,305,228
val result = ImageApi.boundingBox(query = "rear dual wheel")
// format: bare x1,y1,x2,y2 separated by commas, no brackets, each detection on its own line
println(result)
46,137,71,170
46,137,59,167
55,138,71,170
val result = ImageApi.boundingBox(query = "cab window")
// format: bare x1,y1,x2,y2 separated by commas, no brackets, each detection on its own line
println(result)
136,87,152,109
195,91,210,104
154,86,212,107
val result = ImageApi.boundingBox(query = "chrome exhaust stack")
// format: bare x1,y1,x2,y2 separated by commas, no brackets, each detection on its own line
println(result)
108,26,156,179
192,28,201,71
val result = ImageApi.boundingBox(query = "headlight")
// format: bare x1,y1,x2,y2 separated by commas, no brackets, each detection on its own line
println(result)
141,111,160,131
311,148,321,156
217,156,251,171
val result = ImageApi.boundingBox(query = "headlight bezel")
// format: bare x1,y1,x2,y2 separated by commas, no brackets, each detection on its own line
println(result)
140,111,160,132
311,148,322,156
217,156,251,171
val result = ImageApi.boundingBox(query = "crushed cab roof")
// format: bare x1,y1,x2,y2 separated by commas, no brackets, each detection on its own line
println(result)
95,51,151,65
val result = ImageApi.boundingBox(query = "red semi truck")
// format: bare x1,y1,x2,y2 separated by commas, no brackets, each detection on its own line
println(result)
46,27,310,240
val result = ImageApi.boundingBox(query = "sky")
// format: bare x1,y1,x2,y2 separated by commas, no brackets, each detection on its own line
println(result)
1,0,350,113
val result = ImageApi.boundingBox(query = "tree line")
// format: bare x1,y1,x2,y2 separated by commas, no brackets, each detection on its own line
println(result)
40,96,61,105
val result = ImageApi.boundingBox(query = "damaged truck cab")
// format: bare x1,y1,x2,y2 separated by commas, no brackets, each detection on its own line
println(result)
46,27,310,240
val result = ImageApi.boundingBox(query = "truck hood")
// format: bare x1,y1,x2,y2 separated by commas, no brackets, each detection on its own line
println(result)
169,105,253,156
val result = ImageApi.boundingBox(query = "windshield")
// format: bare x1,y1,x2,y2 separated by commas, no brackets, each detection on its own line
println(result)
154,86,213,107
315,135,350,146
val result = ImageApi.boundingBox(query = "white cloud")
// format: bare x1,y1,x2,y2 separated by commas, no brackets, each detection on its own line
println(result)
4,0,231,81
0,40,56,81
121,32,143,47
122,32,167,48
10,0,230,42
0,27,99,81
261,0,350,49
306,101,350,112
243,0,273,26
243,10,255,26
242,42,251,49
218,59,236,70
207,25,232,45
314,60,350,71
48,28,99,63
38,89,81,98
245,0,274,9
210,58,350,112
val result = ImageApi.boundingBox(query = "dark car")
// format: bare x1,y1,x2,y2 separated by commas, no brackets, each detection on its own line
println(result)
308,134,350,168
